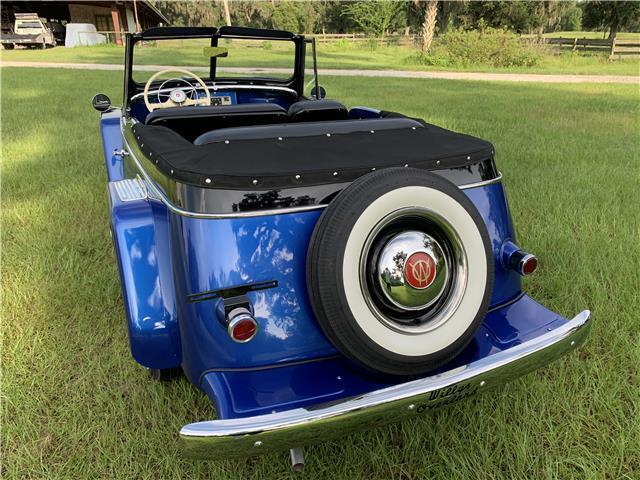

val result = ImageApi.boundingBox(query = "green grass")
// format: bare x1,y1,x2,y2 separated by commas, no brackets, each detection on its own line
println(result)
2,67,640,479
2,37,639,76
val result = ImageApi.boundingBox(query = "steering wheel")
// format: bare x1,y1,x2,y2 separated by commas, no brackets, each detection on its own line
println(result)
143,68,211,112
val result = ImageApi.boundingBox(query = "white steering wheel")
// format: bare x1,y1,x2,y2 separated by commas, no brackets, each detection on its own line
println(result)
143,68,211,112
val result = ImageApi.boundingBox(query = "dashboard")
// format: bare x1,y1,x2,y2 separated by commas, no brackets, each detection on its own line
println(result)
130,85,298,122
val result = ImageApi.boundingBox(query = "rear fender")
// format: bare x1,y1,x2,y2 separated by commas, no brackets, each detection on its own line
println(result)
108,181,181,369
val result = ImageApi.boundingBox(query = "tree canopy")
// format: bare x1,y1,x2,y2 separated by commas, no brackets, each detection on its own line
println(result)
150,1,639,36
582,1,640,39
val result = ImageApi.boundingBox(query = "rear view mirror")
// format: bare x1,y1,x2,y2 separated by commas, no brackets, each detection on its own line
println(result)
311,86,326,100
91,93,111,112
203,46,229,58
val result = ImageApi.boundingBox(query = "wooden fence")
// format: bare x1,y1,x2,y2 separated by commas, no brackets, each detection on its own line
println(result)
545,36,640,59
311,33,419,46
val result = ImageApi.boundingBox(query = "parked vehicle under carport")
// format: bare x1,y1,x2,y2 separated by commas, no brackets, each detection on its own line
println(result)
1,13,56,49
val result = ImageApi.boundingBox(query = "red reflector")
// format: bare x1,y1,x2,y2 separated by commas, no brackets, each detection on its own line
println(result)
522,256,538,275
230,318,257,342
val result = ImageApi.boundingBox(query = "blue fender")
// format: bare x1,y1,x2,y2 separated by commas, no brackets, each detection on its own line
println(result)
100,110,125,182
108,183,181,369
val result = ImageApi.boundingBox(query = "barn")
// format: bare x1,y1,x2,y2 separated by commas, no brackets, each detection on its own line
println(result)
1,0,168,46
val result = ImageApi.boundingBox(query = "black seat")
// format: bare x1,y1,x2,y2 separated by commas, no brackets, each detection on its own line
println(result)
287,99,348,122
194,117,423,145
145,103,288,142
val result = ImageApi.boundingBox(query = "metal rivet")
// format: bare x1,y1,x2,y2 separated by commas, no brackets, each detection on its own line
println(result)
278,137,283,141
436,160,441,166
252,179,258,185
170,169,174,174
371,167,376,171
254,441,263,447
411,126,417,130
149,152,152,156
408,404,415,410
224,140,230,144
326,133,331,137
480,381,486,387
140,144,144,148
295,174,301,180
547,327,553,331
333,171,338,176
466,155,471,160
485,332,489,337
205,178,212,184
336,376,342,380
570,341,575,346
370,130,375,134
404,164,409,167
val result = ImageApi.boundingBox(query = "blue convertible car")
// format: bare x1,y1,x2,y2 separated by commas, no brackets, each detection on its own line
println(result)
94,27,590,467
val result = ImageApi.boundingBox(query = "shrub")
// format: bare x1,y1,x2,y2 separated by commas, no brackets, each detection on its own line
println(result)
364,38,379,51
327,38,353,52
405,28,543,68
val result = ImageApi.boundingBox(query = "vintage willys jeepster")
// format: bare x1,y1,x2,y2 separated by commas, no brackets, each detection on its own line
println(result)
94,26,590,468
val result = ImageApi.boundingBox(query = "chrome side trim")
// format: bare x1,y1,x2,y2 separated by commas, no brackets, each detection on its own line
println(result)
121,120,503,219
458,172,503,190
180,310,591,458
113,178,147,202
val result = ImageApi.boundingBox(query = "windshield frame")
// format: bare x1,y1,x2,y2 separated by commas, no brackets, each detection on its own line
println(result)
124,26,309,109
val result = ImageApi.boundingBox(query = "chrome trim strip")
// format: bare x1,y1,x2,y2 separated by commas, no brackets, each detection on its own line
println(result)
458,172,503,190
180,310,590,458
121,120,502,219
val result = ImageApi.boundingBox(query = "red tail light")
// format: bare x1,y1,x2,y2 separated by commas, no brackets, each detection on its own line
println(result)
520,254,538,276
228,314,258,343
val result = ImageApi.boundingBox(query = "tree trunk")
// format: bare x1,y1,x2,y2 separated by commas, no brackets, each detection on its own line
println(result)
222,0,231,27
608,2,620,41
421,1,438,54
608,17,620,41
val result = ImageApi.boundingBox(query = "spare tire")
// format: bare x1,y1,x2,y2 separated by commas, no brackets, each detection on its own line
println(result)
306,168,493,376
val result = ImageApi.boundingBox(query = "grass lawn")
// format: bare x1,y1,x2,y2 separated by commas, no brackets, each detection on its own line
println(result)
2,37,639,76
2,67,639,479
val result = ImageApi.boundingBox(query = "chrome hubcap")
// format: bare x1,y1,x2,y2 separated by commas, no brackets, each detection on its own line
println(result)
376,231,448,310
359,207,468,335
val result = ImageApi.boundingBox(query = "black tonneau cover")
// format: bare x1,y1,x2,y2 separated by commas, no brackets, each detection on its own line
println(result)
131,120,493,190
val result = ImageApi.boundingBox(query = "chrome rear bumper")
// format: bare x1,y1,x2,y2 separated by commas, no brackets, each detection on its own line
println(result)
180,310,590,458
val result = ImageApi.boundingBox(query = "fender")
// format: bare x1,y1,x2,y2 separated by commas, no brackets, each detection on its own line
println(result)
100,109,125,182
108,182,181,369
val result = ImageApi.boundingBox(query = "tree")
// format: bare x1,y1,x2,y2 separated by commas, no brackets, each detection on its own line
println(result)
582,1,640,40
344,0,403,37
151,1,223,27
221,0,231,26
420,1,438,52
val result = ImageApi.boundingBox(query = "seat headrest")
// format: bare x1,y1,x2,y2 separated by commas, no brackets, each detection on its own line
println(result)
287,99,348,122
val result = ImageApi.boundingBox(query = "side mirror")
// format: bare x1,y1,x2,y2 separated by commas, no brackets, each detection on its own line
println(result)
91,93,111,112
311,85,326,100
